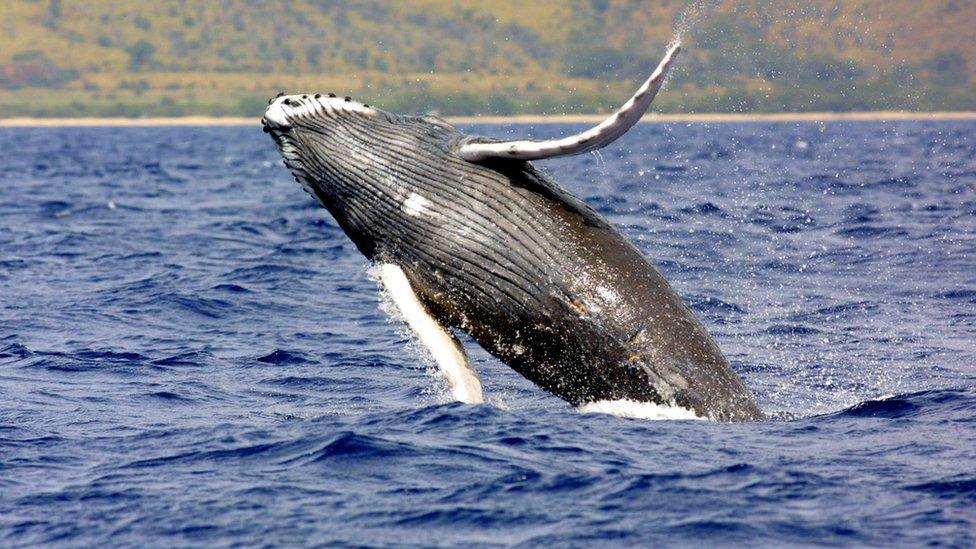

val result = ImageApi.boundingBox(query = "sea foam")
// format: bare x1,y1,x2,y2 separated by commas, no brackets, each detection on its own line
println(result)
578,399,703,420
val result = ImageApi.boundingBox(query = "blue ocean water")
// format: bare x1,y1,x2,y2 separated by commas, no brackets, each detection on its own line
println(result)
0,120,974,547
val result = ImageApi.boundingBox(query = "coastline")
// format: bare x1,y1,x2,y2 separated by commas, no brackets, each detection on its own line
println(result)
1,111,975,127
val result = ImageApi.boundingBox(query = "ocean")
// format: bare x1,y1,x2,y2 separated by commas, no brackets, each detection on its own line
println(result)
1,120,974,546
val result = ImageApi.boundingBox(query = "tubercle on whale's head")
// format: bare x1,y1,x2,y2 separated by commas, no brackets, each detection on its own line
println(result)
261,91,464,149
262,92,386,131
263,90,475,167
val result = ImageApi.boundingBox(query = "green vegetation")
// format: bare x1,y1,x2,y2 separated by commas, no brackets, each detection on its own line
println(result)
0,0,973,117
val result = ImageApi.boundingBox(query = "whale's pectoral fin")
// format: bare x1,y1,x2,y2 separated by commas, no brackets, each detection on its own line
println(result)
376,263,484,404
457,42,680,162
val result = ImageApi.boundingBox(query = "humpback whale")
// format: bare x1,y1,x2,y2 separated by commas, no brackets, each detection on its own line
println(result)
263,42,764,421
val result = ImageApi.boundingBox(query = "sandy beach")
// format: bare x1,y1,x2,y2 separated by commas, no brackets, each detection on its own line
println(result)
1,111,975,127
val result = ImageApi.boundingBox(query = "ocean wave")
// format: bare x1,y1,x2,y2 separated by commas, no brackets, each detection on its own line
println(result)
1,122,974,546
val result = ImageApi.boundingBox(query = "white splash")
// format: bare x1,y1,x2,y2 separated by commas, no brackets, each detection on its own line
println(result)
402,193,431,217
673,0,718,43
578,399,703,420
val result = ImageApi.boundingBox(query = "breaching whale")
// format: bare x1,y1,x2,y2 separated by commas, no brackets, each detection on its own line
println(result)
262,43,764,421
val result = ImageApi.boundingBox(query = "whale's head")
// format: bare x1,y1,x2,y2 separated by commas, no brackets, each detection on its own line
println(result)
262,92,470,256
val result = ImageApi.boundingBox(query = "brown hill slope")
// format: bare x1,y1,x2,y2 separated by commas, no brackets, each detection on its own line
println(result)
0,0,972,117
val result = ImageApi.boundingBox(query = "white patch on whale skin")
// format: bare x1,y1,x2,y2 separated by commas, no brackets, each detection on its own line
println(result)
578,399,702,420
402,193,431,217
264,99,291,127
374,263,484,404
596,284,619,304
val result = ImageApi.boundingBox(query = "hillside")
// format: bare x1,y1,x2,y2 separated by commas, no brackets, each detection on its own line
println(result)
0,0,973,117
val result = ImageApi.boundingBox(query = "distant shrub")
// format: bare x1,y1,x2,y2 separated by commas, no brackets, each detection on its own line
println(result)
236,94,270,117
306,44,324,70
0,52,79,89
158,96,188,116
798,54,863,83
564,45,629,79
486,93,517,116
43,0,62,30
12,50,47,62
117,79,150,95
126,40,157,70
929,51,968,87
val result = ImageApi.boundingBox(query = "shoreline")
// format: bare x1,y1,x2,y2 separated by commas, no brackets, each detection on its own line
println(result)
1,111,975,127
